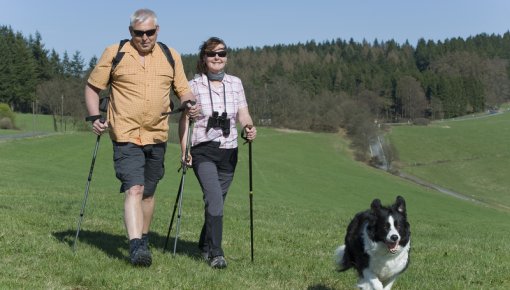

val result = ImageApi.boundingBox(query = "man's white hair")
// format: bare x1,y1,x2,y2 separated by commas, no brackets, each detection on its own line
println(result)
130,9,158,27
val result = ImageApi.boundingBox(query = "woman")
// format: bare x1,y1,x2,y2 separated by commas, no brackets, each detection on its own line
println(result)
179,37,257,269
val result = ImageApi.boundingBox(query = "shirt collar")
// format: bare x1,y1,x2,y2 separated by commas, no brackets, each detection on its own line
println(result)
124,40,157,56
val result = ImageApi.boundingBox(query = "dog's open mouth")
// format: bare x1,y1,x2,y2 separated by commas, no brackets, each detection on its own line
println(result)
386,241,399,254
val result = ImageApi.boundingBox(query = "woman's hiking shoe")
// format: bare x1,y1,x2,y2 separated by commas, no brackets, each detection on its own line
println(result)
209,255,227,269
129,238,152,267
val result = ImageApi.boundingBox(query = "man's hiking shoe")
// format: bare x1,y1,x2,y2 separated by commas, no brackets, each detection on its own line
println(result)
209,255,227,269
129,239,152,267
141,233,149,248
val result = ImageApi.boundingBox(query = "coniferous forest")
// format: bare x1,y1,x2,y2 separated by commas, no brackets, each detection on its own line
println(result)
1,25,510,158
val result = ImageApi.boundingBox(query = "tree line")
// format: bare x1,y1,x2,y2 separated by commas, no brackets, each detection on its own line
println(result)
0,26,95,130
2,25,510,159
213,33,510,159
222,35,510,127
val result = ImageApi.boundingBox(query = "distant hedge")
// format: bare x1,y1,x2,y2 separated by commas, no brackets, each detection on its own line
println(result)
0,103,16,129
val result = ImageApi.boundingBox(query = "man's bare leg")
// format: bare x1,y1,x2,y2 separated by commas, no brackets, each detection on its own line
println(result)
142,195,155,235
124,184,144,239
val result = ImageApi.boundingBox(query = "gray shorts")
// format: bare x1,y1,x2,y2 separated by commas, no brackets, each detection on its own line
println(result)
112,141,167,196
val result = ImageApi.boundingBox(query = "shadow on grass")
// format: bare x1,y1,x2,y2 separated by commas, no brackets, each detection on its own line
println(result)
53,229,200,260
307,284,337,290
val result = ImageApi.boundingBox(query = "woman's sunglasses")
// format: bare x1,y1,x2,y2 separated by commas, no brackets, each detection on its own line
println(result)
132,29,157,37
205,51,227,58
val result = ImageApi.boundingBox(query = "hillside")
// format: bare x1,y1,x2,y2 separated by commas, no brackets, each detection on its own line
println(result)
388,111,510,211
0,127,509,289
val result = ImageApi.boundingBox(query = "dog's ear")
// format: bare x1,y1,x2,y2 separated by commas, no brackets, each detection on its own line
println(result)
371,198,382,212
394,195,406,213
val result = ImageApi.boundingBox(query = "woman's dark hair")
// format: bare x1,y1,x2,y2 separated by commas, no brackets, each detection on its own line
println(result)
196,37,228,74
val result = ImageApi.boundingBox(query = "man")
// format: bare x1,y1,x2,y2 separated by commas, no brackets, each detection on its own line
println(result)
84,8,197,267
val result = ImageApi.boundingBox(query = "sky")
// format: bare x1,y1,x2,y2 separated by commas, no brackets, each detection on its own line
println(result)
2,0,510,63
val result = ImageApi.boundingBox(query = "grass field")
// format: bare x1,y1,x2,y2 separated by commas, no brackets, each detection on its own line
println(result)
0,113,184,143
0,113,76,136
388,111,510,210
1,122,509,289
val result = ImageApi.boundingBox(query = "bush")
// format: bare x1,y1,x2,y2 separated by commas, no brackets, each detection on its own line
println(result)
0,117,14,129
0,103,16,129
413,118,430,126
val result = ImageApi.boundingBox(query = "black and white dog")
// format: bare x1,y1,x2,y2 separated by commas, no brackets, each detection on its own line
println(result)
334,196,410,290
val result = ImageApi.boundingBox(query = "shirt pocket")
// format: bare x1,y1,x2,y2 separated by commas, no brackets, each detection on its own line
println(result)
113,69,138,86
152,69,173,93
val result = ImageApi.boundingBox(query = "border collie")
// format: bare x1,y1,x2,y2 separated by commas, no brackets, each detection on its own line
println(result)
334,196,410,290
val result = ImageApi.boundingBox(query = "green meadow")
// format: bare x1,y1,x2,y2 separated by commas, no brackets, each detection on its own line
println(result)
388,111,510,211
0,115,509,289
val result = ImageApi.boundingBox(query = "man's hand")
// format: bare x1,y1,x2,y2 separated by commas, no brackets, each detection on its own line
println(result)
186,101,200,119
92,118,108,136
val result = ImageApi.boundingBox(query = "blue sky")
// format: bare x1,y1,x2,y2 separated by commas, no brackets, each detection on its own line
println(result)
2,0,510,63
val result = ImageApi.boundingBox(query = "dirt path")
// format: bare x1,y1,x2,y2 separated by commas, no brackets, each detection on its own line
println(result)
0,132,58,142
397,172,478,203
397,171,510,212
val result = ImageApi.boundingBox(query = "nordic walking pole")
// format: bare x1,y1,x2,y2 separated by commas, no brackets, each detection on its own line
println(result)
249,138,254,262
172,156,187,256
162,101,195,254
242,125,254,262
163,176,182,252
173,118,193,255
73,116,104,252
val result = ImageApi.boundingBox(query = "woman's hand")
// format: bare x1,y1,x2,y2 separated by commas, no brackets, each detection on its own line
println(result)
181,153,192,167
243,125,257,141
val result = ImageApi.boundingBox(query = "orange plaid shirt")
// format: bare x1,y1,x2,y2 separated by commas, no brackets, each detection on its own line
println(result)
88,41,191,145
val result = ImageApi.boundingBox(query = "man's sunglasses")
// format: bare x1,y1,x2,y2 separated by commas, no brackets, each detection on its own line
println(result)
132,29,157,37
205,51,227,58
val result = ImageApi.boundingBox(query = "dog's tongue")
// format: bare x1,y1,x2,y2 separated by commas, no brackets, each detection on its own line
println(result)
386,241,398,253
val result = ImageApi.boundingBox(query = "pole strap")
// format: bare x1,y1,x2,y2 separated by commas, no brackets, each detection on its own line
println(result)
161,100,196,116
85,115,102,122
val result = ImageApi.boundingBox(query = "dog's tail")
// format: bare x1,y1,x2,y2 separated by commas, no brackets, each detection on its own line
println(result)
334,245,350,272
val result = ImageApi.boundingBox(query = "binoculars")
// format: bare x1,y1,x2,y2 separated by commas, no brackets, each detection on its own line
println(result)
206,111,230,136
